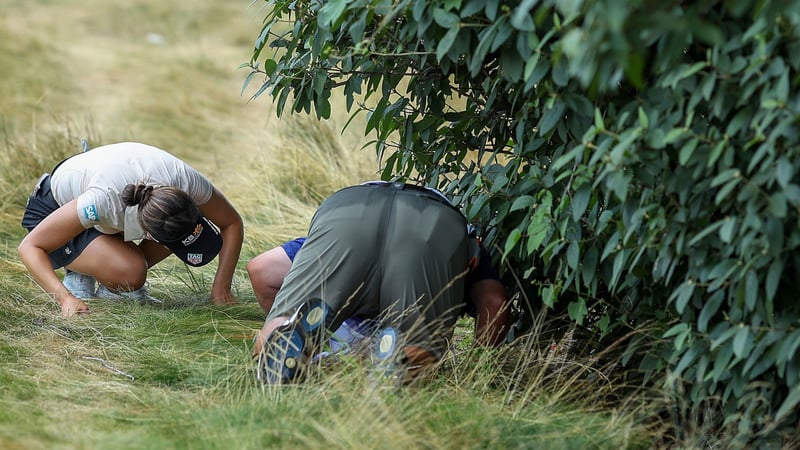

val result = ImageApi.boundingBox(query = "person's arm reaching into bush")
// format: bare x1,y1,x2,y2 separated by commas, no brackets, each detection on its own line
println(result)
470,278,509,346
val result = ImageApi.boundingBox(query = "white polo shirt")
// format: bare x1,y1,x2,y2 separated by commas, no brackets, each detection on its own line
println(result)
50,142,214,241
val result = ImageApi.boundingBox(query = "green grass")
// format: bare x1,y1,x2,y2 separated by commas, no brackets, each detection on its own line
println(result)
0,289,650,449
0,1,660,449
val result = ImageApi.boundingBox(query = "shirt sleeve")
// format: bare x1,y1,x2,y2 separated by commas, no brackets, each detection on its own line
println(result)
75,188,123,232
177,163,214,205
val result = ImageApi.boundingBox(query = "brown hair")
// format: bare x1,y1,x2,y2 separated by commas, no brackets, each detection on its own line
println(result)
121,183,199,242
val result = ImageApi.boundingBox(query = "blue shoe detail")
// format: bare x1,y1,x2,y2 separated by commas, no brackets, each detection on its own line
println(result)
371,327,404,384
260,326,306,384
376,327,398,360
299,299,330,334
257,298,333,385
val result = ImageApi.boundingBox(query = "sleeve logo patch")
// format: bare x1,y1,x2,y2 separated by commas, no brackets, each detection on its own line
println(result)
83,204,99,222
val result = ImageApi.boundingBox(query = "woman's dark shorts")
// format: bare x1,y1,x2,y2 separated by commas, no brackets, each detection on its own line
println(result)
21,173,102,269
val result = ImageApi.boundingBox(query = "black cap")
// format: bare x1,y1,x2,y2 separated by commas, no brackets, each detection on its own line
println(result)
159,215,222,267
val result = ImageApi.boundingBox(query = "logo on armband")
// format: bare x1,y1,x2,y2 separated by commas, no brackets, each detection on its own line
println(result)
83,204,99,222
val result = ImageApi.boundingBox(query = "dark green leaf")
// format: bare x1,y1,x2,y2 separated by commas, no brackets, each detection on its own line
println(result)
637,107,649,129
500,46,524,81
522,51,542,90
601,230,620,262
664,128,685,145
470,21,499,75
607,170,629,203
433,8,460,28
776,158,793,188
241,70,259,96
710,168,740,187
776,384,800,421
712,342,734,382
571,183,591,222
567,241,579,270
663,322,689,338
765,258,782,303
775,71,790,102
744,270,757,312
688,221,724,247
275,85,290,115
484,0,499,21
491,16,513,52
679,138,699,166
510,0,536,31
437,27,460,62
707,140,726,168
610,249,628,290
581,246,598,287
526,209,550,253
538,100,566,135
786,184,800,207
715,179,740,205
593,108,604,130
732,326,753,359
674,347,699,377
698,291,724,332
504,227,522,257
349,15,366,42
319,0,348,27
719,217,736,243
567,298,588,325
668,62,707,88
769,192,787,218
313,71,327,96
669,281,695,314
647,128,666,149
510,195,535,211
542,285,555,308
625,53,644,88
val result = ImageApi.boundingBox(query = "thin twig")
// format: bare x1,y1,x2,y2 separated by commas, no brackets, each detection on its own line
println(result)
81,356,135,381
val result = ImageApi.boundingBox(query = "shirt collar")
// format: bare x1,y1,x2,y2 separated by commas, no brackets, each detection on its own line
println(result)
124,206,146,241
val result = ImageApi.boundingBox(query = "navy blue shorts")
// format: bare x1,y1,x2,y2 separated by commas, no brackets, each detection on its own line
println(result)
21,174,103,269
280,237,307,262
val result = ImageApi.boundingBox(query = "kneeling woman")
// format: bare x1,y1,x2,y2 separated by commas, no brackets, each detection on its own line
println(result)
18,142,244,317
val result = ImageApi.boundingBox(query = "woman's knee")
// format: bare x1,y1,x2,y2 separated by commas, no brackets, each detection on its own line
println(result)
101,255,148,289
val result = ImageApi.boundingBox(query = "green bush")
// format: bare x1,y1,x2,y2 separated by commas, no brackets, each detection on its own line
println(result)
244,0,800,444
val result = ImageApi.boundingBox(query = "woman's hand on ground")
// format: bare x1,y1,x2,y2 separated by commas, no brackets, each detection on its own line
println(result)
60,295,90,317
210,289,237,306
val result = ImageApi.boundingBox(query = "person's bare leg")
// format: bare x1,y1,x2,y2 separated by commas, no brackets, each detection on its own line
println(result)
138,239,173,268
66,234,148,291
247,246,292,313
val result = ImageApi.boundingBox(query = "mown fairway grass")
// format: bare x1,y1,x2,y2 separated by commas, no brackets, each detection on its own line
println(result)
0,1,653,449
